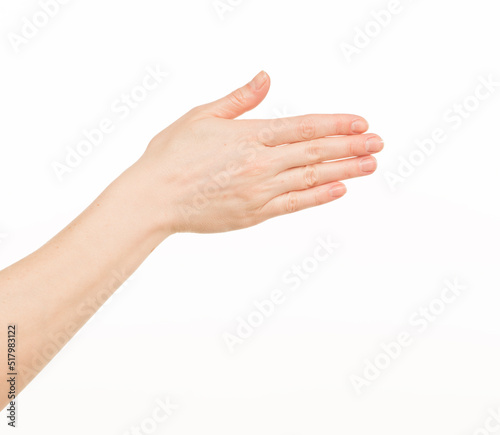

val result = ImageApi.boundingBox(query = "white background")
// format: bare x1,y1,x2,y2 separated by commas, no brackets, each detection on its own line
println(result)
1,0,500,434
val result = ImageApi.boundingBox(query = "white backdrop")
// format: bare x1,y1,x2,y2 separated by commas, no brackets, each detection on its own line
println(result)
1,0,500,434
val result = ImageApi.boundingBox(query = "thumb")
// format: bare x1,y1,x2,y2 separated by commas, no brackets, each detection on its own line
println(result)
203,71,270,119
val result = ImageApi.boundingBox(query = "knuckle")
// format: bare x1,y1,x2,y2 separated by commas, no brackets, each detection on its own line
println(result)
347,139,357,157
284,192,299,214
236,189,253,204
246,184,267,205
297,117,316,141
185,104,211,120
243,159,268,177
303,165,319,187
255,182,273,199
228,88,247,107
187,105,203,115
305,141,322,162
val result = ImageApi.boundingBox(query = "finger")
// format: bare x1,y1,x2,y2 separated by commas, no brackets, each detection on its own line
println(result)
273,133,384,171
269,155,377,196
253,114,369,147
200,71,271,119
259,182,347,219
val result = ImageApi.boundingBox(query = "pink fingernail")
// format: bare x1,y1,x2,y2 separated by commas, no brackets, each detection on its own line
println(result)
359,156,377,173
365,136,384,153
351,119,368,133
250,71,268,91
329,184,346,198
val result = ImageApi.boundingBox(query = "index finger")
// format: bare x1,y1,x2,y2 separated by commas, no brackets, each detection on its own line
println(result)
254,114,369,147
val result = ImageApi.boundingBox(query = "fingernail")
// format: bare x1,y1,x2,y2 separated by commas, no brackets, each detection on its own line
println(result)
250,71,268,91
365,136,384,153
329,184,346,198
351,119,368,133
359,156,377,173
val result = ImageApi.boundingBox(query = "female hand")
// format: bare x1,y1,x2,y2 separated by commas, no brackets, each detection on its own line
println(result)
135,70,384,234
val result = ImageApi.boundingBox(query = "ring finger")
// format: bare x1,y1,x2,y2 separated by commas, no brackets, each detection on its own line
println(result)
269,155,378,196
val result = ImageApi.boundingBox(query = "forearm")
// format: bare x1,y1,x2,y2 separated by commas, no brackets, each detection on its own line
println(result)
0,159,169,406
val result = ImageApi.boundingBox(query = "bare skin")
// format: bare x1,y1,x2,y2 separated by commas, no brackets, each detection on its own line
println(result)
0,71,383,410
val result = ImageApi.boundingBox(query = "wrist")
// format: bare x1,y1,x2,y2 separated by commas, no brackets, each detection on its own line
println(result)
116,158,177,240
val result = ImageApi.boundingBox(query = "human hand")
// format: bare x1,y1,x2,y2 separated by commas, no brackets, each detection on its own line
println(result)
135,71,383,235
